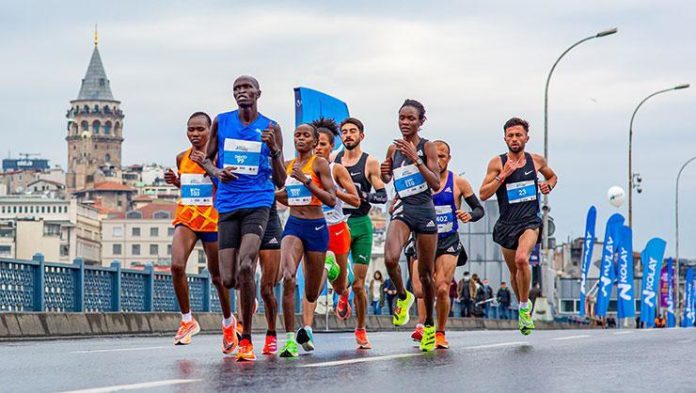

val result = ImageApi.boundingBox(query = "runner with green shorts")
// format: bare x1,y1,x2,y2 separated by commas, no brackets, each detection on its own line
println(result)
335,117,387,349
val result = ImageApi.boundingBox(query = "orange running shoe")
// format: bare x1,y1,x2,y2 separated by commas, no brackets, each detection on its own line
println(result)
335,293,352,320
355,328,372,349
236,338,256,362
174,318,200,345
222,317,239,356
262,334,278,355
435,331,449,349
411,323,424,342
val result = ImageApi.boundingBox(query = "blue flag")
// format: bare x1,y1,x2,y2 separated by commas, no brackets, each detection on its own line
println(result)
294,87,349,151
681,268,695,328
666,258,676,327
616,225,635,319
579,206,597,317
640,238,666,327
596,213,624,317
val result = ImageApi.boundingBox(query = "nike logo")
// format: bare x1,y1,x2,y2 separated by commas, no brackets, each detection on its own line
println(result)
524,170,534,176
336,230,345,235
315,225,325,231
350,172,361,176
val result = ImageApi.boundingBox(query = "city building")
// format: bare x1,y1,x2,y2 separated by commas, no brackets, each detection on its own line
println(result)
72,181,137,211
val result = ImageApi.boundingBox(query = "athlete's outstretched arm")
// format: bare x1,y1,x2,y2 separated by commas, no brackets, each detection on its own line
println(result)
263,122,286,188
535,154,557,195
455,176,484,223
365,156,388,204
380,145,396,184
164,151,185,189
334,164,360,208
274,188,289,206
479,157,503,201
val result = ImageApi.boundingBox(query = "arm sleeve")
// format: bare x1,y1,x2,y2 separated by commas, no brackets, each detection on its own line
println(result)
464,194,485,222
367,188,388,204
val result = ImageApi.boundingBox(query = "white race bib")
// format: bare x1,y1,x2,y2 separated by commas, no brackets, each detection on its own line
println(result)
223,138,262,175
180,174,213,206
393,164,427,198
435,204,454,234
286,177,312,206
506,180,538,204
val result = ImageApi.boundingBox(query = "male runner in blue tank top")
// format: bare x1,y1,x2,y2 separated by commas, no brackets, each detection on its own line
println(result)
200,75,286,360
479,117,557,336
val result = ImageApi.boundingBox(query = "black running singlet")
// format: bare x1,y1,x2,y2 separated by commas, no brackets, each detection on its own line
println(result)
495,153,541,222
392,138,433,206
335,151,372,217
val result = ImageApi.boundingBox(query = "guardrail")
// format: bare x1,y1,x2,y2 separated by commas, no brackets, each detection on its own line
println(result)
0,254,225,313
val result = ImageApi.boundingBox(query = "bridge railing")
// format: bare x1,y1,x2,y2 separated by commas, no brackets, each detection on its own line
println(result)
0,254,224,313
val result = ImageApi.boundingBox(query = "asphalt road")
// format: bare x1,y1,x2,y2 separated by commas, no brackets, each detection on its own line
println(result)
2,328,694,393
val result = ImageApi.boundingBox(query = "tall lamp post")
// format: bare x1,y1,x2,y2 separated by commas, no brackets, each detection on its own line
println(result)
541,27,618,289
628,84,690,228
675,155,696,316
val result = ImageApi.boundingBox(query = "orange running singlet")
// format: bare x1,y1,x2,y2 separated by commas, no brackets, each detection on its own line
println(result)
285,155,323,207
172,148,218,232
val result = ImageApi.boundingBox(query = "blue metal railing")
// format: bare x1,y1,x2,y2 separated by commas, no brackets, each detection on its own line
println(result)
0,254,240,313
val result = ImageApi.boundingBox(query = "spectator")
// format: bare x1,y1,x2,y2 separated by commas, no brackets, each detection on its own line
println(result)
458,272,473,317
449,278,458,317
473,274,486,317
529,281,541,310
383,277,397,316
482,279,494,319
497,282,512,320
369,271,384,315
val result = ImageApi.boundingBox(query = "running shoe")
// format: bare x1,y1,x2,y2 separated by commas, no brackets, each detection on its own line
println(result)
392,291,415,326
262,334,278,355
435,331,449,349
174,319,200,345
420,325,436,352
355,328,372,349
519,304,535,336
236,338,256,362
279,338,299,358
411,323,424,342
296,326,315,352
222,317,239,355
335,292,352,320
324,251,339,282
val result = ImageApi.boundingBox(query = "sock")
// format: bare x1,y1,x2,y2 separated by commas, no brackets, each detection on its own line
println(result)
182,312,192,323
266,330,276,337
424,318,434,327
222,316,234,328
416,323,424,329
520,301,529,310
304,325,313,332
286,332,295,341
398,293,407,301
355,327,366,333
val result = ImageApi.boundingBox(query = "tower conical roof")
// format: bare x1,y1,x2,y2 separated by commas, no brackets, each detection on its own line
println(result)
76,46,114,101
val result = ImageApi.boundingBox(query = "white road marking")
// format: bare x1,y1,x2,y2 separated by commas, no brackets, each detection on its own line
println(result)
551,334,590,341
301,341,527,368
72,346,170,354
613,331,633,335
57,379,201,393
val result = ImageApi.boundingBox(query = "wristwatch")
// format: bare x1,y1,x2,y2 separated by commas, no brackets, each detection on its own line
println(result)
415,158,424,166
303,177,312,186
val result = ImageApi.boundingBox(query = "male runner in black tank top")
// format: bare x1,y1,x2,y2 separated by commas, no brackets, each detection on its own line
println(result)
335,117,387,349
479,117,557,336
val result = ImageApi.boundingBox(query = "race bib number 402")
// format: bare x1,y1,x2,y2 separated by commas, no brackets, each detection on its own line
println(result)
180,174,213,206
223,138,262,175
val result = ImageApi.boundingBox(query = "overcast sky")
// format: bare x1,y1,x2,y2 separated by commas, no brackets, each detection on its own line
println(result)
1,0,695,258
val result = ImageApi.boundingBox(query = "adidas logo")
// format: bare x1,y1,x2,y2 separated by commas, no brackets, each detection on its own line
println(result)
445,187,452,193
447,246,455,252
426,221,435,228
269,238,279,245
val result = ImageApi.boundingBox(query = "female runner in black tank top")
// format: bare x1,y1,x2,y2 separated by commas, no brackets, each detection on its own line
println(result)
379,99,441,348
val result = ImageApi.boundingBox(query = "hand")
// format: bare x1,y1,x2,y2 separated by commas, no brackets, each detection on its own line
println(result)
164,168,178,185
189,150,206,166
539,181,552,194
261,123,278,153
393,139,418,162
216,167,238,183
500,156,524,179
456,210,472,223
291,162,309,184
380,156,393,178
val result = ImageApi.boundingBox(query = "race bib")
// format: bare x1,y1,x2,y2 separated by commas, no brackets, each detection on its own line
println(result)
435,204,454,234
180,174,213,206
393,164,427,198
223,138,262,175
506,180,538,204
322,204,343,223
286,177,312,206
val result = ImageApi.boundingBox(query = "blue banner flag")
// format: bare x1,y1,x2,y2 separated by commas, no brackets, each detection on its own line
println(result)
616,225,635,319
579,206,597,317
294,87,349,151
666,258,676,327
596,213,624,317
640,238,666,327
681,268,695,328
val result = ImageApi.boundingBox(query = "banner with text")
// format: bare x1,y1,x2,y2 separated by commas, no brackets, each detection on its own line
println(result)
579,206,597,317
639,238,666,327
616,225,635,319
681,268,695,328
596,213,624,317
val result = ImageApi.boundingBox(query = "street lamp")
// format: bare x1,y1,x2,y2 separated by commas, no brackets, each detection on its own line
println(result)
628,83,690,228
675,155,696,316
541,27,618,288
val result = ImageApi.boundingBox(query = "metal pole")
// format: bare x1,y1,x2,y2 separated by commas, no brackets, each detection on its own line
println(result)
675,156,696,318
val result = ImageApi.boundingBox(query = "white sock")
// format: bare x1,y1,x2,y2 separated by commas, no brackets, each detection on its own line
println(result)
304,325,313,332
223,316,235,328
416,323,424,329
286,332,295,341
182,312,192,323
519,301,529,310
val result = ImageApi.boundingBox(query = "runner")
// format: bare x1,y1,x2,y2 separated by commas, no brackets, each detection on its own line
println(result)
200,75,285,361
479,117,557,336
380,99,441,352
408,140,485,348
300,118,361,339
164,112,233,350
335,117,388,349
275,123,336,358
